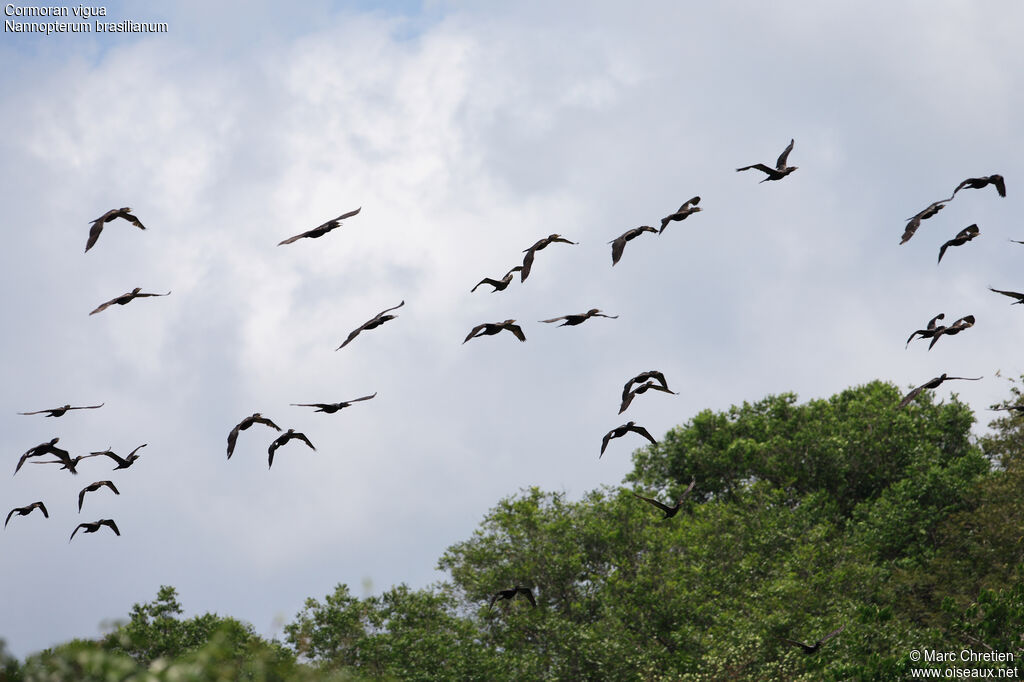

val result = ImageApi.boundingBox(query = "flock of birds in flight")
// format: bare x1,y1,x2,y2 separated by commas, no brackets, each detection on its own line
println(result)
8,138,1013,653
896,172,1011,412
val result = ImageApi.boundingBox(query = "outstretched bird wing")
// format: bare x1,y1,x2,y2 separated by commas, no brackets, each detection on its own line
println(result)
520,248,537,282
336,325,366,350
631,424,658,445
463,324,486,344
376,300,405,317
89,294,125,316
516,587,537,606
632,492,674,514
610,235,628,265
471,277,502,293
226,425,242,459
817,624,847,647
990,287,1024,303
776,139,795,169
69,523,88,542
85,216,107,253
736,163,776,175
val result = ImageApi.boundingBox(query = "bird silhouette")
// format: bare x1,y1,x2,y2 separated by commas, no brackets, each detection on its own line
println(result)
659,197,702,234
488,586,536,609
15,438,69,475
472,266,523,293
292,394,377,413
610,226,658,265
85,207,146,253
906,313,945,348
78,481,120,512
463,320,526,343
277,207,362,246
781,624,847,655
520,234,577,282
5,502,48,529
18,403,104,417
619,380,678,414
336,301,404,350
937,224,980,264
600,421,657,457
633,477,695,519
952,174,1005,198
69,519,120,542
540,309,618,326
90,444,146,470
89,288,170,315
227,413,282,459
989,287,1024,305
623,371,672,398
925,314,975,350
736,139,797,182
31,451,100,475
267,429,315,468
898,374,982,409
900,199,949,245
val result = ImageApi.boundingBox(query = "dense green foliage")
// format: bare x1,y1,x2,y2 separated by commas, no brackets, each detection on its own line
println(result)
8,379,1024,680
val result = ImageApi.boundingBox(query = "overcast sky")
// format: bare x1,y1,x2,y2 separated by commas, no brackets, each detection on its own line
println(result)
2,0,1023,658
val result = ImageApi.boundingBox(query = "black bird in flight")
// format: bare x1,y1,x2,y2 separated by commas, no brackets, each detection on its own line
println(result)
900,199,949,245
600,421,657,458
520,234,577,282
471,266,523,293
659,197,702,234
898,374,982,409
267,429,316,468
952,174,1006,199
277,207,362,246
623,371,672,397
336,301,404,350
782,624,846,655
90,444,147,470
31,451,99,475
78,481,120,512
5,502,48,529
989,287,1024,305
540,309,618,326
89,288,170,315
15,438,69,475
937,224,980,264
736,139,797,182
633,477,696,519
292,394,377,413
610,226,657,265
227,413,282,459
619,380,678,414
463,320,526,344
925,314,975,350
85,207,146,253
69,518,120,542
905,313,946,348
489,586,536,609
18,403,104,417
